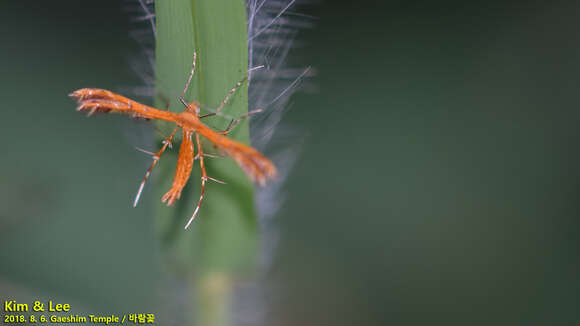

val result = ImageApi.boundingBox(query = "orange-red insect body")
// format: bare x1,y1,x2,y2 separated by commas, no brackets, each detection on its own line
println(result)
70,69,277,228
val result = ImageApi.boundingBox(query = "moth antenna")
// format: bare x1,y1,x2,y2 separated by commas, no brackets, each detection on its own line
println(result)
199,112,217,119
182,51,197,99
179,96,188,108
198,103,238,120
221,109,263,135
215,74,249,114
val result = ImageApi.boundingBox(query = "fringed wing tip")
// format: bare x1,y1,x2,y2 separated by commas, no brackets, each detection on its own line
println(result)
246,162,278,187
68,89,82,100
69,88,93,100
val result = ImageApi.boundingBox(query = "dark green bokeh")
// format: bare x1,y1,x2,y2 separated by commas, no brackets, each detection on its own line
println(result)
1,0,161,314
1,1,579,325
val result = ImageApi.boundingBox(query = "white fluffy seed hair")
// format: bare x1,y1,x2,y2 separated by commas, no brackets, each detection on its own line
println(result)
247,0,315,236
124,1,314,324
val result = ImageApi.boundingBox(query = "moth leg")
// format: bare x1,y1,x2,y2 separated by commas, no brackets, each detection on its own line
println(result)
184,133,208,229
133,127,178,207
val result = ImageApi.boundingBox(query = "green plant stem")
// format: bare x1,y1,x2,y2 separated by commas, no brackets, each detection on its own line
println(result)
154,0,257,325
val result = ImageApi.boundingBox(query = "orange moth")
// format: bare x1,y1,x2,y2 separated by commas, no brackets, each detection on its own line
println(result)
70,53,277,228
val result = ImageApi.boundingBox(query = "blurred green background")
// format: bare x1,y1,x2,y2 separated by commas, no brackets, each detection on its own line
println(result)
1,1,579,325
